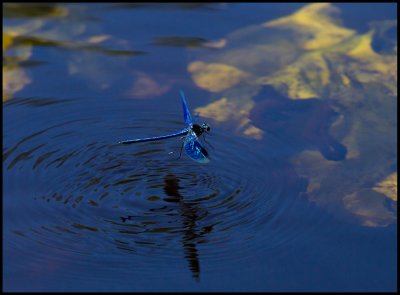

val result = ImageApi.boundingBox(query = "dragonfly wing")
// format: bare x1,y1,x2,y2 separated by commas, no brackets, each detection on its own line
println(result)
119,128,188,144
184,130,209,163
180,90,193,127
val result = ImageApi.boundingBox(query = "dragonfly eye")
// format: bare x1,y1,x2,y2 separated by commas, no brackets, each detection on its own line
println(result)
202,123,210,132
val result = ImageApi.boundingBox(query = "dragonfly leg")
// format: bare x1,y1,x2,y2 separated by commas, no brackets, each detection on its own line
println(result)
176,141,184,160
202,134,214,150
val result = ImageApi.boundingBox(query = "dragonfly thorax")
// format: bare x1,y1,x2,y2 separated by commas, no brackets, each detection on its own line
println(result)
191,123,210,136
119,91,211,163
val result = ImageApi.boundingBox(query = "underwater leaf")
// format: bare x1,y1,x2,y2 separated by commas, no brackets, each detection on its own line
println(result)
2,22,40,101
291,150,339,195
4,3,145,100
3,3,69,19
257,52,331,99
187,2,397,117
242,124,264,140
202,38,227,49
86,35,111,44
194,96,262,139
290,81,396,227
152,36,209,48
2,12,78,101
264,3,355,50
152,36,226,49
7,35,145,56
370,20,397,55
343,189,397,227
346,30,397,94
128,72,171,99
3,67,32,101
259,26,396,99
188,61,249,92
3,33,13,51
194,97,240,122
373,172,397,201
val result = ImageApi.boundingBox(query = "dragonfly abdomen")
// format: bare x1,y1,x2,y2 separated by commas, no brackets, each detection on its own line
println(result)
119,129,188,144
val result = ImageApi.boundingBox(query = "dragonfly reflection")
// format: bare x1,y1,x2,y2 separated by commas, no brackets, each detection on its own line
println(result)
163,174,212,280
119,91,211,163
120,174,212,280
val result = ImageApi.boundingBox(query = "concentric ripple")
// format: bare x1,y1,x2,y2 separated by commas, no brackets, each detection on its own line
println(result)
4,99,312,279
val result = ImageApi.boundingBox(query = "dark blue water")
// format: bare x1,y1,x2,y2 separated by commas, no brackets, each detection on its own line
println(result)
3,3,397,292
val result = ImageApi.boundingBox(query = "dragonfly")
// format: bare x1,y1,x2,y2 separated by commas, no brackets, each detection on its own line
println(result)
118,91,211,163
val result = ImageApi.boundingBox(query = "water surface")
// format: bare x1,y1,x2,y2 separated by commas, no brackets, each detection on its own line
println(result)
3,3,397,292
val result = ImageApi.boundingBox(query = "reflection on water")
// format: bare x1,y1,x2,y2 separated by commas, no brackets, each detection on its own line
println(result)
163,174,205,280
122,174,207,279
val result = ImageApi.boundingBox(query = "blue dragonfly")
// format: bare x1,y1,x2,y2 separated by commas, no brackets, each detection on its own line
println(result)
119,91,211,163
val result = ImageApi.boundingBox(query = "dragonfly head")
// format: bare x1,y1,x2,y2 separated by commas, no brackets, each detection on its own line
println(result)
201,123,211,132
192,123,211,136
